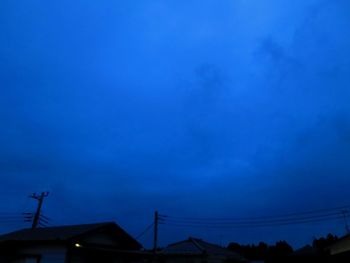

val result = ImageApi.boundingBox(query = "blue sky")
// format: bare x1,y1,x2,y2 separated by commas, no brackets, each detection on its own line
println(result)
1,0,350,248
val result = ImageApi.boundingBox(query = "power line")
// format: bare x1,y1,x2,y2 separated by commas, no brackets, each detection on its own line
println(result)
0,213,27,224
159,204,350,222
161,215,345,229
158,205,350,229
0,219,26,223
0,213,26,215
160,211,345,225
154,211,159,253
341,210,350,234
135,222,154,240
0,214,27,221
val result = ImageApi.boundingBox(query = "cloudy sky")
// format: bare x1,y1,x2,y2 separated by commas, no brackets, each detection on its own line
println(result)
1,0,350,248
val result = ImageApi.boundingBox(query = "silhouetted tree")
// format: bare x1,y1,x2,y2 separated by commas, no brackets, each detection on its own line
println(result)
227,242,243,255
265,240,293,262
313,233,338,250
228,241,292,262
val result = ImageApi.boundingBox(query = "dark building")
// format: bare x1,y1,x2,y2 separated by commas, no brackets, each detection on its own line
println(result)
160,237,247,263
0,222,146,263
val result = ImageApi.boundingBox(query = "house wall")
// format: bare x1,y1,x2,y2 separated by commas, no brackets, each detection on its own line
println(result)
329,238,350,255
70,253,143,263
82,232,121,247
12,258,38,263
162,255,239,263
14,245,67,263
163,258,205,263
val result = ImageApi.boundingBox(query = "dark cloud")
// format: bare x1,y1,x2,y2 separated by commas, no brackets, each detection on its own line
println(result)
256,38,293,65
1,0,350,248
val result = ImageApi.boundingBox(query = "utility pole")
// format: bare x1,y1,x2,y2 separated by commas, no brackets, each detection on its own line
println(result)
153,210,158,253
341,210,350,234
30,192,49,229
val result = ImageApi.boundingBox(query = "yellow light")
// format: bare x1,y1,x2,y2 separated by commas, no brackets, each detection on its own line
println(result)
75,243,82,248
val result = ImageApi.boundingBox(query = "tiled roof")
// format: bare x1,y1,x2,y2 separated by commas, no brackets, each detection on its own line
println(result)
162,237,245,261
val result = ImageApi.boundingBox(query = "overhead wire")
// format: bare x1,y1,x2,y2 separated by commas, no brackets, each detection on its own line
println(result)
161,215,345,228
135,222,154,240
0,213,27,223
159,204,350,222
158,205,350,229
160,211,345,225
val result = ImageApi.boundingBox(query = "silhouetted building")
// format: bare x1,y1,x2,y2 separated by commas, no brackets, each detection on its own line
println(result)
325,234,350,262
287,234,350,263
0,222,146,263
288,245,324,262
160,237,247,263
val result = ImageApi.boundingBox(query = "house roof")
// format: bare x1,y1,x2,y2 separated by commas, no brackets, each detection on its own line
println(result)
0,222,142,250
162,237,245,261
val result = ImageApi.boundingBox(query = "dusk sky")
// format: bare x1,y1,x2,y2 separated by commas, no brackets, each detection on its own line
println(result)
1,0,350,249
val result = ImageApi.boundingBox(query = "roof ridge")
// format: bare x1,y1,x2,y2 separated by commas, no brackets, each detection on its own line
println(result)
39,222,115,228
189,237,205,253
0,222,117,241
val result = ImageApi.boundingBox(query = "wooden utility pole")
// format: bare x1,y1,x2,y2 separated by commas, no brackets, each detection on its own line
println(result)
153,210,158,253
30,192,49,229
